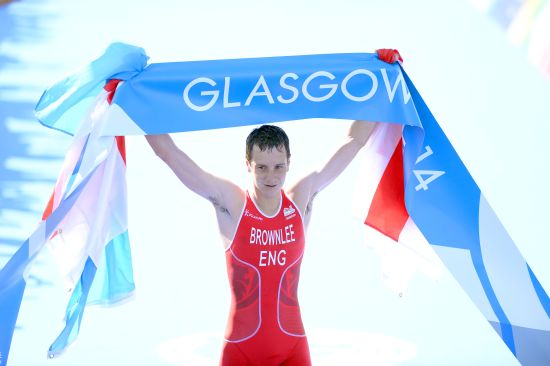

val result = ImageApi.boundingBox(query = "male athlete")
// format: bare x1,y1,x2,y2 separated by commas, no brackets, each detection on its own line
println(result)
145,50,401,366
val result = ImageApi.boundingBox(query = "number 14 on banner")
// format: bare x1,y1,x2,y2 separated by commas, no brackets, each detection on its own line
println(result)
413,145,445,191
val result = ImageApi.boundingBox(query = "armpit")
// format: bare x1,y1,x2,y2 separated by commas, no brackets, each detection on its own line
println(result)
209,195,230,215
305,191,318,216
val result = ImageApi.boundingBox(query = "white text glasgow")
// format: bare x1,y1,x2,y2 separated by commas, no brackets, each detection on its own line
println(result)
183,68,411,112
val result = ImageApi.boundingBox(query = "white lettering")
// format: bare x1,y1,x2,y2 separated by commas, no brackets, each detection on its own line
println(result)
267,230,276,245
381,68,411,104
256,228,261,244
415,145,433,164
268,250,277,265
259,250,268,266
250,227,256,244
275,229,282,244
249,225,296,245
302,71,338,102
183,68,411,111
259,250,287,266
414,169,446,191
245,75,275,106
277,72,299,104
223,77,241,108
341,69,378,102
281,228,287,244
182,77,219,111
285,224,295,243
278,250,286,266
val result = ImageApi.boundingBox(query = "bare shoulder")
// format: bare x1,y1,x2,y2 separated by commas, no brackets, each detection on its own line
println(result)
212,180,247,247
212,178,247,218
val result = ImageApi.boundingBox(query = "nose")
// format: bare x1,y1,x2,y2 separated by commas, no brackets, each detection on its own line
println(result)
265,172,277,183
265,168,282,183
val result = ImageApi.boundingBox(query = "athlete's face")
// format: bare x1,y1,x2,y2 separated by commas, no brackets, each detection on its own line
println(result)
247,145,289,198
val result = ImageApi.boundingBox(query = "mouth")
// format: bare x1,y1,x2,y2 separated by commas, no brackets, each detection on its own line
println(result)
264,184,277,188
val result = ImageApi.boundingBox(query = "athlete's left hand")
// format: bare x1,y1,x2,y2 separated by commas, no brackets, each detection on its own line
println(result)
105,78,122,104
376,49,403,64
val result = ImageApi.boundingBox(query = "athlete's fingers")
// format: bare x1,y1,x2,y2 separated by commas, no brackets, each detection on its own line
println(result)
375,49,403,64
104,78,122,104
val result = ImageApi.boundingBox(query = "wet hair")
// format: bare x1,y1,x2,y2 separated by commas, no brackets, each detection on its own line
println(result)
245,125,291,162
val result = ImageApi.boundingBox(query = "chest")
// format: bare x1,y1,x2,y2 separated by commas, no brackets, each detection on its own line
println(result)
230,200,305,270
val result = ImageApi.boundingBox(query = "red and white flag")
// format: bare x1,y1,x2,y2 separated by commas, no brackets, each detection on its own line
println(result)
353,123,443,295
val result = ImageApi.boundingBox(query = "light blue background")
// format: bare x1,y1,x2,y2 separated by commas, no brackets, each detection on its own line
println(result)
1,0,549,365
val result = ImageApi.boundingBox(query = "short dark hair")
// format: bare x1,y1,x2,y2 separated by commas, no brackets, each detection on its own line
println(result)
245,125,290,162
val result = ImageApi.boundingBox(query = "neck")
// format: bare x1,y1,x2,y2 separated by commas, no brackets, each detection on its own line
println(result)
250,189,281,216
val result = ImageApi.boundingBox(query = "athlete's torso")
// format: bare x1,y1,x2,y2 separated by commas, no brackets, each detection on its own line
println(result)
223,190,306,363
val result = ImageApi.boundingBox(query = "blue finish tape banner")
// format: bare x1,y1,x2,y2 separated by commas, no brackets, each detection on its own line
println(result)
101,52,420,135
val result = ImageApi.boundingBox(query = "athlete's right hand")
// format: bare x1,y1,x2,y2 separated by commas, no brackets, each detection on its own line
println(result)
376,49,403,64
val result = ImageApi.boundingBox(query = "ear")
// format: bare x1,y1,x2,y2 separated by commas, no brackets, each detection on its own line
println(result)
246,159,252,173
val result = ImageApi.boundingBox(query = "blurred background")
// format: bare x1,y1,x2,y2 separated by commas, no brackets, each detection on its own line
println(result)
1,0,549,365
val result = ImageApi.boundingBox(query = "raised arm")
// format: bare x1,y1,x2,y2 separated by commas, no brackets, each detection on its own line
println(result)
145,134,244,218
287,121,377,218
288,48,402,219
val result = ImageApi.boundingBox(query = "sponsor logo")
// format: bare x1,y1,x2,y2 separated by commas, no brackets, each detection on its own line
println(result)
283,205,296,217
244,209,263,221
